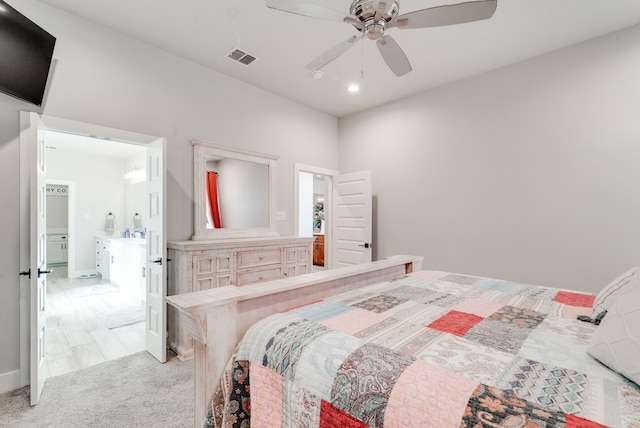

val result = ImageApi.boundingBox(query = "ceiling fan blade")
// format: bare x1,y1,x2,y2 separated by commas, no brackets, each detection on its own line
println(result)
267,0,350,22
393,0,497,29
376,35,412,77
306,35,361,71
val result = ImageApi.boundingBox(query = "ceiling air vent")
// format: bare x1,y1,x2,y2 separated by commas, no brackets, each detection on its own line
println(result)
226,48,258,66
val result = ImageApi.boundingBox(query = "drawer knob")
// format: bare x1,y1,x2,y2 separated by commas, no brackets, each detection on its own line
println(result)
259,276,264,280
259,256,264,260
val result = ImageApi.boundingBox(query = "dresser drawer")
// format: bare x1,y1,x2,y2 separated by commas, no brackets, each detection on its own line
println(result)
237,249,281,268
236,266,282,286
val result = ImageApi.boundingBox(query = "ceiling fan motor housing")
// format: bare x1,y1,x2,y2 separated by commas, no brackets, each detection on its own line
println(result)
350,0,399,39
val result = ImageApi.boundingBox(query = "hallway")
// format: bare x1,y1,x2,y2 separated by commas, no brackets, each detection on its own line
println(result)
45,266,145,377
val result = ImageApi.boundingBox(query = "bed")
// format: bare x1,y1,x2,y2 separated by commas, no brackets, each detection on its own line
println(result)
166,256,640,427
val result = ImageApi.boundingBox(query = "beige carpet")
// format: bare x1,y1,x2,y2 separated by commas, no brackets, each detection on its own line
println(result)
0,351,193,427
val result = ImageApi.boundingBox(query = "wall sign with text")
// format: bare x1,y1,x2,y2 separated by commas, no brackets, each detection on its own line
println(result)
46,185,68,197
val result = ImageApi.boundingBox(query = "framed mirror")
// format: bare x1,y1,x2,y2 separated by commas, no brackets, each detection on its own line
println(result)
192,139,279,240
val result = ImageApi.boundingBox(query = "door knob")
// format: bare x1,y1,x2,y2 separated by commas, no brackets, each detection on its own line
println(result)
38,268,53,278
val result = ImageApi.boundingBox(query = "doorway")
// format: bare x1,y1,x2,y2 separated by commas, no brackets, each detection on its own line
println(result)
43,131,148,377
295,163,338,270
45,180,72,272
296,166,374,271
19,112,167,404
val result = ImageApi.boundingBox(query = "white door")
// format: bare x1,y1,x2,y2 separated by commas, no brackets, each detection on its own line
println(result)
145,138,167,363
28,113,49,405
332,170,372,268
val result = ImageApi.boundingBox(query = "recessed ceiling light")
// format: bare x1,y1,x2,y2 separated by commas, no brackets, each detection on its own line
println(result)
347,84,359,92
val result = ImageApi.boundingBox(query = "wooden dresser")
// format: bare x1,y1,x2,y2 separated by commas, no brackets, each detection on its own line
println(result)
167,236,314,360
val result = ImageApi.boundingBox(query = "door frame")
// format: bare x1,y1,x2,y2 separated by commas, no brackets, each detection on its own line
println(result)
19,112,166,396
294,163,338,269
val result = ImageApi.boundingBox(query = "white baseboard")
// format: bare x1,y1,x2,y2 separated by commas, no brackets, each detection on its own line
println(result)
0,369,25,395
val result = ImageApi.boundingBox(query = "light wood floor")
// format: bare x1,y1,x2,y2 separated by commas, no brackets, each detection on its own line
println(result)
46,266,146,377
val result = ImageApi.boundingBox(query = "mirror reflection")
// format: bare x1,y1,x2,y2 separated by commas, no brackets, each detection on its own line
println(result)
191,139,278,240
205,157,269,229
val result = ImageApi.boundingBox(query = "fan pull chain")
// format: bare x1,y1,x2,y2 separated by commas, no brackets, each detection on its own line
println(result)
360,37,365,80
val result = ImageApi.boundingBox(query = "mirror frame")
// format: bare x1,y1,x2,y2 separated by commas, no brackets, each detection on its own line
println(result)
192,139,279,240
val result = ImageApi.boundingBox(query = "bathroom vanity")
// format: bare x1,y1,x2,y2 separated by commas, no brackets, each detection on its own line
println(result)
109,238,146,302
95,236,110,279
96,233,146,302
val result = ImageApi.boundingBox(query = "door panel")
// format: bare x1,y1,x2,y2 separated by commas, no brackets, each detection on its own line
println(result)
29,113,49,405
332,171,372,268
145,138,166,363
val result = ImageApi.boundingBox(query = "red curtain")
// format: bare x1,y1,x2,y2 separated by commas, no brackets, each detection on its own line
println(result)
206,171,222,228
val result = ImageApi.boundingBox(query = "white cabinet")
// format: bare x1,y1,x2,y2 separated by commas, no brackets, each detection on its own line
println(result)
47,234,68,266
95,237,111,279
138,245,146,303
109,238,146,302
109,240,121,287
167,236,314,360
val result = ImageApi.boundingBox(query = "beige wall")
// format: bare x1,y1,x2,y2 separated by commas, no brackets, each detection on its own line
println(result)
339,24,640,294
0,0,338,391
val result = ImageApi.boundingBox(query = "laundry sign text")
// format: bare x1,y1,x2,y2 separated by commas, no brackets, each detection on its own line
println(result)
46,185,68,196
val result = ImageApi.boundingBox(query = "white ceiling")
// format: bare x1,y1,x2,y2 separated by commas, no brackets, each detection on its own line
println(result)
37,0,640,118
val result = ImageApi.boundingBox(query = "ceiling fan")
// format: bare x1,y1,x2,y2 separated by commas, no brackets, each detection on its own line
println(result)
266,0,498,76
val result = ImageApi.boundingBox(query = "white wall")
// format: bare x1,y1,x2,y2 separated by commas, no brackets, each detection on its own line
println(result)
339,24,640,294
124,182,146,232
0,0,338,391
46,149,126,274
124,151,147,232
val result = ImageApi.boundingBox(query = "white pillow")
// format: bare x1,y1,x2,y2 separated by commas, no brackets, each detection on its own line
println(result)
588,283,640,385
592,266,639,320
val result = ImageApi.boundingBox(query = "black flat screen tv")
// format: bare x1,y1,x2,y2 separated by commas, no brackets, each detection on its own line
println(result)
0,0,56,106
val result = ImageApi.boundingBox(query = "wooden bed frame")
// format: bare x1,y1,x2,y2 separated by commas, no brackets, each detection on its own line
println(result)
165,255,423,427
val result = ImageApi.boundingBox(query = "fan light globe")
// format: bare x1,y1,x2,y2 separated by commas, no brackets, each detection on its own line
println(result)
365,22,385,40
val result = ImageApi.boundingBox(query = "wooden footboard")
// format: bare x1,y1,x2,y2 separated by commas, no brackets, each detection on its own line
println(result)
165,255,423,427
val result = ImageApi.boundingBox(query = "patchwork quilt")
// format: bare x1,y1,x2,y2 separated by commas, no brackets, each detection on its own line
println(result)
206,271,640,427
